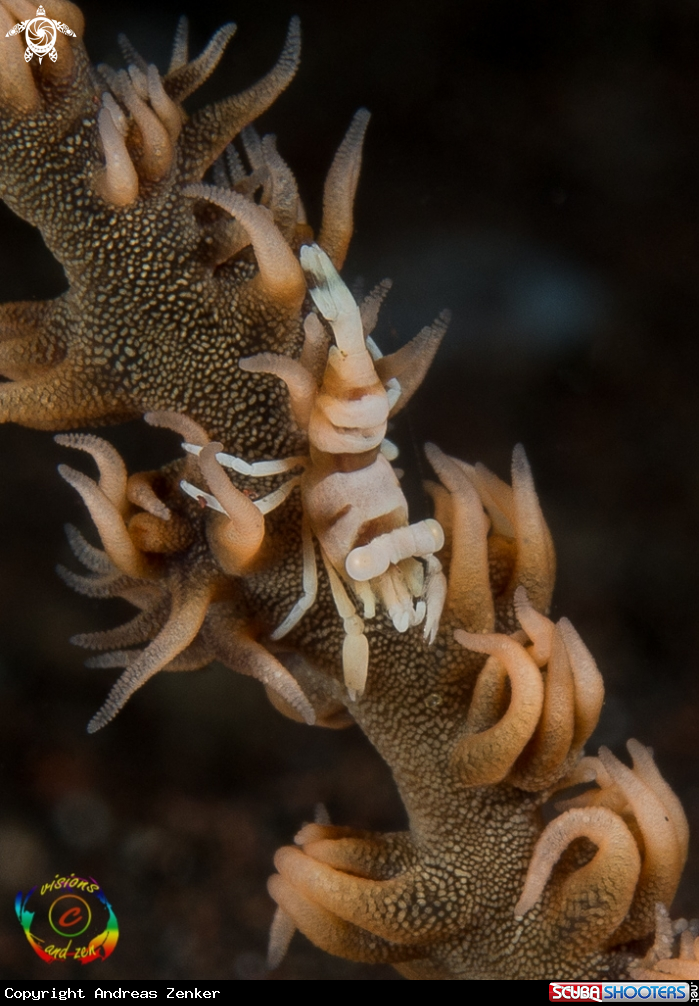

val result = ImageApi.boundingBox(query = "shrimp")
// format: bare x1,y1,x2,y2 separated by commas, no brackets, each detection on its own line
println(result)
183,244,448,700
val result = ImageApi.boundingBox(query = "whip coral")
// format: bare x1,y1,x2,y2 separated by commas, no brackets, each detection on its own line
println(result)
1,0,698,981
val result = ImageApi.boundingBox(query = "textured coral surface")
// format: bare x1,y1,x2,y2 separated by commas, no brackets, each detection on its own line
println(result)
1,0,699,980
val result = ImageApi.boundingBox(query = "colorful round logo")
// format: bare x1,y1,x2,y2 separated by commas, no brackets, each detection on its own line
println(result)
15,875,118,964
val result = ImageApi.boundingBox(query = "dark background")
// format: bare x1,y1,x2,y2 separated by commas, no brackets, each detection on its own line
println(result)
1,0,699,979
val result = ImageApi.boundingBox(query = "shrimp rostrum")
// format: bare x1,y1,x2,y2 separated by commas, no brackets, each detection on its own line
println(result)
184,244,449,700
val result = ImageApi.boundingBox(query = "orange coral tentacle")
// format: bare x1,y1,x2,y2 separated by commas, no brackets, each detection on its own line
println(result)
510,623,576,791
267,873,423,965
598,746,686,943
93,103,139,207
626,738,689,863
54,434,128,515
453,630,544,785
558,617,605,751
272,845,457,945
180,18,301,181
197,442,267,575
295,825,417,880
375,311,450,418
515,807,641,951
425,443,494,632
71,605,168,651
186,185,306,312
204,606,316,726
57,464,153,579
164,22,237,104
511,444,556,613
514,585,554,665
87,581,214,733
318,109,370,270
126,471,171,522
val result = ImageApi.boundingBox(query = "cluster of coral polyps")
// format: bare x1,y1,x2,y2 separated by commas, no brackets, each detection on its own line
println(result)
0,0,697,979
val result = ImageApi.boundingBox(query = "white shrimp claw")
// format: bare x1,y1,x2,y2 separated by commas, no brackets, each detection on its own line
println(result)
342,617,369,701
272,517,318,640
423,555,447,645
180,479,227,514
345,519,445,581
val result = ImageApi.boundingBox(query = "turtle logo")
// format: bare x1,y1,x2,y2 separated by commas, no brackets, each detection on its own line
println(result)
4,5,76,64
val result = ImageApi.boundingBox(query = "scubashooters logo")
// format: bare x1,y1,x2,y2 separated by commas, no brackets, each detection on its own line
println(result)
15,875,119,964
549,985,691,1001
